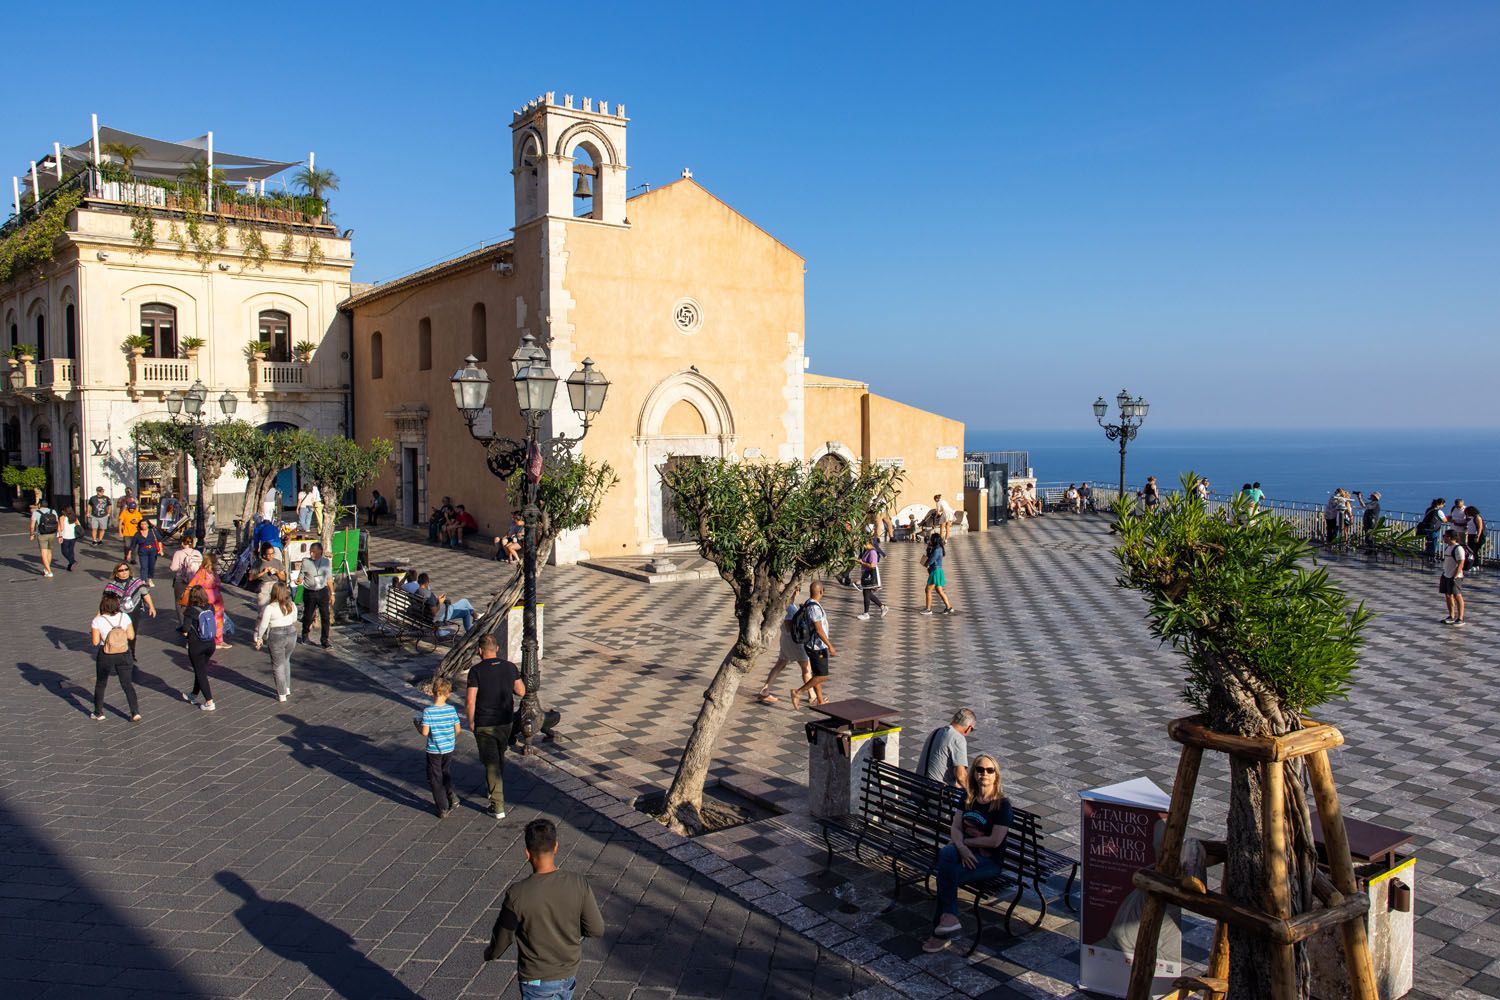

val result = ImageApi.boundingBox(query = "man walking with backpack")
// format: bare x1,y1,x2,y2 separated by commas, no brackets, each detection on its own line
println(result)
29,501,60,577
790,581,835,709
1440,528,1467,627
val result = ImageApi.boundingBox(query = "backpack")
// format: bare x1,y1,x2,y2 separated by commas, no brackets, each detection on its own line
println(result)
789,601,819,647
194,607,217,643
36,508,57,534
102,614,131,655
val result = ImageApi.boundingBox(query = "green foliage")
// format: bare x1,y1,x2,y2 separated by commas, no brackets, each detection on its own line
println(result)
515,455,618,539
1114,473,1370,733
299,436,394,546
238,224,271,270
101,142,144,173
130,420,195,461
245,340,272,358
1363,517,1424,559
2,465,48,495
293,165,339,206
179,337,205,353
302,236,325,272
123,332,154,351
662,458,902,589
0,188,82,285
8,344,32,360
128,203,156,254
218,422,308,482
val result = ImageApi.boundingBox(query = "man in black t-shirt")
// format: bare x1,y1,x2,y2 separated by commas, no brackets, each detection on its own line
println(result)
465,635,526,820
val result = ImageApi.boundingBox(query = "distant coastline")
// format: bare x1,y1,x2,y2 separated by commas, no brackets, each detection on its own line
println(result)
966,428,1500,517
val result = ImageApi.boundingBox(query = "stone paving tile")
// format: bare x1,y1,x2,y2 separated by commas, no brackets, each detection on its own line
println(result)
0,514,880,999
350,513,1496,997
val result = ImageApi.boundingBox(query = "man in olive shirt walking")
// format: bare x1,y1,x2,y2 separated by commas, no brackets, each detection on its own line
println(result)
485,818,604,1000
466,635,526,820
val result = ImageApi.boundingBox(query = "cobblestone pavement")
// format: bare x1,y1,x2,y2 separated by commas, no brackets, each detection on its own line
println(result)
0,513,880,1000
360,514,1499,999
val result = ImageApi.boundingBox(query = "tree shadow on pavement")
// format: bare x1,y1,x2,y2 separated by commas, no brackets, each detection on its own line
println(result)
17,661,92,715
215,871,424,1000
276,714,434,813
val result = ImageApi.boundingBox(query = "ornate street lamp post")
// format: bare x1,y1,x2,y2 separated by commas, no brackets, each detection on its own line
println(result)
1093,388,1149,500
165,379,238,543
451,335,609,748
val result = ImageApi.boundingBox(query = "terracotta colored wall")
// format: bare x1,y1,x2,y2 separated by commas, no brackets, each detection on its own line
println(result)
863,393,965,514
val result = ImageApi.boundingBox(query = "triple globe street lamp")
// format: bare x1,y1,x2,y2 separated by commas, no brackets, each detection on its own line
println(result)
1092,389,1149,500
165,379,238,545
450,333,609,748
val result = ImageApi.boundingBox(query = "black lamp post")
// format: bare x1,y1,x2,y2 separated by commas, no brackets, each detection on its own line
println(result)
450,334,609,749
165,379,238,543
1092,388,1149,500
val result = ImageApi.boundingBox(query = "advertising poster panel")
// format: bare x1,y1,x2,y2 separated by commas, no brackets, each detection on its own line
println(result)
1078,777,1181,998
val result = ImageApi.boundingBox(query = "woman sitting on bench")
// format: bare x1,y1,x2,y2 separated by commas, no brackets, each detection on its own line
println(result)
922,753,1013,953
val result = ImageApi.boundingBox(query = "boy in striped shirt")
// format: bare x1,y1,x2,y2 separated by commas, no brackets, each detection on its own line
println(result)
414,678,462,817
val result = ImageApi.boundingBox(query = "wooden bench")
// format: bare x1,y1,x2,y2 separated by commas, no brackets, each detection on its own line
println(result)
818,760,1078,952
375,589,459,651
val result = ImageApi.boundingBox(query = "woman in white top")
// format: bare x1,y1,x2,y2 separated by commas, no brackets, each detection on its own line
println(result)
254,582,300,701
90,592,140,722
59,504,79,572
261,485,279,523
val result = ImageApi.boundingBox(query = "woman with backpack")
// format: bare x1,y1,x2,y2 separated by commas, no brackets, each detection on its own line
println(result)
182,585,218,711
254,582,299,702
1418,499,1447,563
105,562,157,660
136,517,163,586
90,592,140,722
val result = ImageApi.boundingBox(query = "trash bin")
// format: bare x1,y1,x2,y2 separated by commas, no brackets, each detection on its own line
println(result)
1309,815,1415,1000
805,699,901,818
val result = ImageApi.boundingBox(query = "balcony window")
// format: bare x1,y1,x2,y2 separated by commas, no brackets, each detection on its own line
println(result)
259,310,292,363
64,305,76,359
371,331,383,379
140,303,177,359
34,314,46,362
418,318,432,371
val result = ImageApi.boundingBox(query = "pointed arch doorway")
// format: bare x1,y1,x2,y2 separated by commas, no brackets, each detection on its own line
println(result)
637,371,736,552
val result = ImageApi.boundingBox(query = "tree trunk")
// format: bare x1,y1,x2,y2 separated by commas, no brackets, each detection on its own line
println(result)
660,624,764,835
1210,656,1317,1000
237,471,270,547
432,536,554,684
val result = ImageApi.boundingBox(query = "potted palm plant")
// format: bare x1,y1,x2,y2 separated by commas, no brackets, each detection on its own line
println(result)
180,336,205,361
293,165,339,222
245,340,272,361
294,340,317,363
123,333,153,357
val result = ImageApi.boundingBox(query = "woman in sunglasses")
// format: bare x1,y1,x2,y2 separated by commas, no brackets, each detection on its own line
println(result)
923,753,1013,952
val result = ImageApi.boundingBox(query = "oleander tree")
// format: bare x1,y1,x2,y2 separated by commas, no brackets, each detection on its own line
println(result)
1114,473,1371,999
434,455,617,685
218,424,309,545
131,419,235,522
657,458,902,835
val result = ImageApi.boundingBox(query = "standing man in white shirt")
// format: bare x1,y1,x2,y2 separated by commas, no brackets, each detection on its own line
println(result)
298,542,334,648
1440,529,1467,626
934,493,956,542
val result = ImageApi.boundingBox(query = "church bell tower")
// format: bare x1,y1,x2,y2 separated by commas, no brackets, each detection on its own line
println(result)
511,92,629,228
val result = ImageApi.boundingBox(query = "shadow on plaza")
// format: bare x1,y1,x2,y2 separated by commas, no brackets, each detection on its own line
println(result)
215,871,424,1000
0,798,205,995
276,714,435,813
17,660,93,716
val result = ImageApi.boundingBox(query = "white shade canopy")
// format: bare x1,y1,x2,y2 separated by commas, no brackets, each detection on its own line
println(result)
56,126,299,184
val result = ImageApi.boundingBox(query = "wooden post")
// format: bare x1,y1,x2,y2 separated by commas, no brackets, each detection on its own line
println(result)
1261,759,1297,1000
1306,748,1379,1000
1127,744,1202,999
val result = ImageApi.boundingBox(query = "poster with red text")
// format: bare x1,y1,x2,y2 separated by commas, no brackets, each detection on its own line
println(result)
1078,777,1181,998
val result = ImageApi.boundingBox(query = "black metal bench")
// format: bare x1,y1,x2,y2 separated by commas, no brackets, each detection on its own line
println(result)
818,760,961,900
375,589,459,651
818,759,1079,952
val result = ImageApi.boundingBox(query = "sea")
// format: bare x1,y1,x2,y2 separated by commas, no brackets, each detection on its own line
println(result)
966,428,1500,518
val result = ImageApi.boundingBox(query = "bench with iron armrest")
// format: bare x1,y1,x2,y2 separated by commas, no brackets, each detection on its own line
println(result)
376,589,459,650
1040,488,1071,512
958,808,1079,954
818,759,965,900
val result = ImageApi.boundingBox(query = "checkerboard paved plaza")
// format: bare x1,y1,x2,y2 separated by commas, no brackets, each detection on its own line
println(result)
0,514,879,1000
368,513,1499,999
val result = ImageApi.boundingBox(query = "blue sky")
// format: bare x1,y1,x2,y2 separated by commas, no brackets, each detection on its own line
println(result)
5,2,1497,431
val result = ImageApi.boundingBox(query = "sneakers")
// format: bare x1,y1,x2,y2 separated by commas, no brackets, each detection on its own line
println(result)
449,794,459,810
943,607,957,616
487,808,506,820
199,700,217,712
1442,617,1455,624
1453,619,1467,627
44,571,53,578
920,609,933,616
880,606,888,618
277,693,288,703
183,691,204,705
130,714,142,723
857,613,871,621
89,712,105,721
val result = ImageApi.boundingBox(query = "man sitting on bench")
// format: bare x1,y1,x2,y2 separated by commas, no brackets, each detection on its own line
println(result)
412,572,476,633
923,754,1013,953
916,709,975,788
